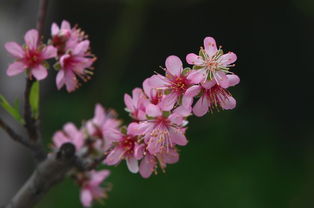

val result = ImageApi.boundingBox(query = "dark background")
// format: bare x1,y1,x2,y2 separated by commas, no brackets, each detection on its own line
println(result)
1,0,314,207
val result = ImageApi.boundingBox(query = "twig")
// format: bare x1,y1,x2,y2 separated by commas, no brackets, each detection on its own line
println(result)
4,143,76,208
0,117,47,161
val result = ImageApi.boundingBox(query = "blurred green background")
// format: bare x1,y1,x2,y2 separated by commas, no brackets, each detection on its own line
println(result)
1,0,314,207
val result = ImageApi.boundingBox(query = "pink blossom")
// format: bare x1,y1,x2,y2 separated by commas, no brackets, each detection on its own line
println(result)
124,88,148,121
52,122,85,151
5,29,57,80
56,40,96,92
51,20,86,56
148,55,205,110
186,74,240,117
85,104,121,151
139,148,179,178
186,36,237,88
104,122,144,173
136,103,188,155
80,170,110,207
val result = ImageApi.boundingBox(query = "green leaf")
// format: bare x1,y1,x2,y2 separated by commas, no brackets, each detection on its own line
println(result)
0,95,25,124
29,81,40,119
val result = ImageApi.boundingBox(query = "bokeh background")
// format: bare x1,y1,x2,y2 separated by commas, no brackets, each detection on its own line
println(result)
0,0,314,207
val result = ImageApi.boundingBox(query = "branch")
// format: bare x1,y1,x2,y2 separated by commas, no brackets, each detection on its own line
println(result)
4,143,76,208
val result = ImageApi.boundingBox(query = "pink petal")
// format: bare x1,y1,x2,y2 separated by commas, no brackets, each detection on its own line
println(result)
193,96,209,117
148,75,168,88
90,170,110,186
139,155,156,178
162,149,179,164
41,45,57,59
159,93,178,111
52,131,68,148
185,85,201,97
202,80,216,89
169,127,188,146
220,95,236,110
80,189,93,207
187,69,206,84
214,71,229,89
126,157,139,173
186,53,204,65
165,55,183,76
105,147,124,165
61,20,71,30
73,40,90,55
226,74,240,87
173,105,191,117
219,52,237,66
7,62,26,76
124,94,135,112
64,123,79,136
93,104,105,126
203,36,217,57
24,29,38,50
56,70,65,89
145,103,162,117
51,23,59,36
64,70,77,92
168,113,185,125
31,65,48,80
127,122,141,135
132,88,143,104
5,42,24,58
134,143,145,160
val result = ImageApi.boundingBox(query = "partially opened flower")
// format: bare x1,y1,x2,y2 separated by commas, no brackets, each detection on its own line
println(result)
124,88,148,121
5,29,57,80
52,122,85,151
148,55,205,110
185,74,240,117
56,40,96,92
186,36,237,88
79,170,110,207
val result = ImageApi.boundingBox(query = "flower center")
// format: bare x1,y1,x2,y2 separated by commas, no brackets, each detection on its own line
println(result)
120,135,136,156
24,49,42,67
52,35,68,56
170,76,189,94
206,85,231,110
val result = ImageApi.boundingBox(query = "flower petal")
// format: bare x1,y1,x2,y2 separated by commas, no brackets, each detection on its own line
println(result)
185,85,201,97
193,96,209,117
56,70,65,89
146,103,162,117
7,62,26,76
61,20,71,30
124,93,135,112
219,52,237,66
64,70,77,92
186,53,204,65
139,155,156,178
148,75,168,88
24,29,38,50
169,127,188,146
203,36,217,57
41,45,57,59
214,71,229,89
31,64,48,80
165,55,183,76
159,93,178,111
73,40,90,55
226,74,240,87
90,170,110,186
219,95,236,110
187,69,206,84
80,189,93,207
105,147,124,165
5,42,24,58
51,23,59,36
126,157,139,173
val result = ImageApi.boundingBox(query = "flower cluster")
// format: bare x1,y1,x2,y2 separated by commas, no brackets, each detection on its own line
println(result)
5,20,96,92
48,36,240,207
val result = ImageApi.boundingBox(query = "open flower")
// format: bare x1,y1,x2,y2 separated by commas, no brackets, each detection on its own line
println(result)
5,29,57,80
56,40,96,92
104,122,144,173
80,170,110,207
52,122,85,151
136,103,188,155
148,55,205,110
185,74,240,117
186,36,237,88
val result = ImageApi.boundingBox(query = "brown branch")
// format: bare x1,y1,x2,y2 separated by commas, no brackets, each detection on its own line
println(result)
4,143,76,208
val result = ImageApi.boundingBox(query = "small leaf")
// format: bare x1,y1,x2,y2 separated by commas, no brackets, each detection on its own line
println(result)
0,95,25,124
29,81,40,119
